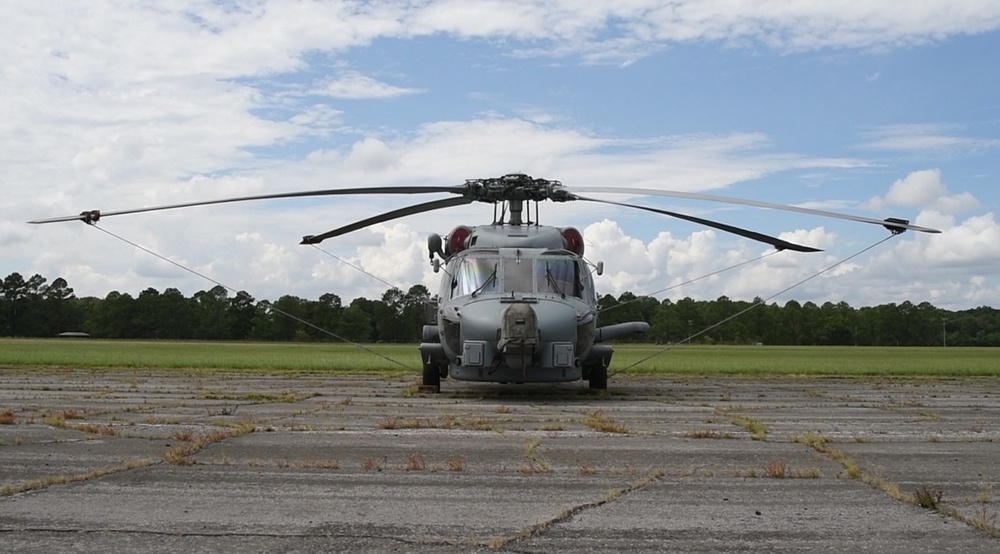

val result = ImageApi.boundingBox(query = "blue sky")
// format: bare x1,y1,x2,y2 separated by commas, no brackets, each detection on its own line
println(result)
4,1,1000,309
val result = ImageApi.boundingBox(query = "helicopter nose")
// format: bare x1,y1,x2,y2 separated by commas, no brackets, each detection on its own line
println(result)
498,303,539,354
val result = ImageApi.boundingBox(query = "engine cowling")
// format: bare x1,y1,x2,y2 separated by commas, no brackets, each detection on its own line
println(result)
446,225,473,255
561,227,584,256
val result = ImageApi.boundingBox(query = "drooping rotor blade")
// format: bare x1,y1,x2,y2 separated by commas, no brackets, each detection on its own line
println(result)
27,185,466,225
301,196,475,245
574,196,821,252
570,186,941,235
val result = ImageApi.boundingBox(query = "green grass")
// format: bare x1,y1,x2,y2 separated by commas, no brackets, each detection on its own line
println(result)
611,344,1000,377
0,338,415,373
0,339,996,377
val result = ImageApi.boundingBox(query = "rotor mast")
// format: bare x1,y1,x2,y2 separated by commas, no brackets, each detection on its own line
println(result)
507,198,526,225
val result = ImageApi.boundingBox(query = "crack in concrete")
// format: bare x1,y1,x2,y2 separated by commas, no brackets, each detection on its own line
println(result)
475,468,667,550
794,432,1000,539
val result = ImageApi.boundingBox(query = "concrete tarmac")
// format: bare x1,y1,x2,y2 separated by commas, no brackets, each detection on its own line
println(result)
1,369,998,552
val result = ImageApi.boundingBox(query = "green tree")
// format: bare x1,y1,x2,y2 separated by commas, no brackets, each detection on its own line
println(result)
89,291,137,338
133,288,162,338
158,288,195,339
254,295,311,341
228,290,257,340
1,273,47,336
41,277,81,335
339,303,373,342
193,286,232,340
401,284,432,341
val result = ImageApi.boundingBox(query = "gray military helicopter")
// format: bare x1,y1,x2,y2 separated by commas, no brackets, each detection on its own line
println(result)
30,173,939,390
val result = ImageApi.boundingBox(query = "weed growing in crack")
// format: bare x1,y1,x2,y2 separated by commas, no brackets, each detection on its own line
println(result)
447,457,466,472
682,429,735,439
520,437,552,474
970,505,999,535
290,459,340,470
172,428,196,442
480,468,666,550
764,459,788,479
729,414,767,440
405,453,427,471
75,423,119,437
583,410,629,434
360,457,383,471
738,460,822,479
794,433,829,449
1,458,156,497
463,417,495,431
914,486,944,510
162,424,254,466
379,417,438,430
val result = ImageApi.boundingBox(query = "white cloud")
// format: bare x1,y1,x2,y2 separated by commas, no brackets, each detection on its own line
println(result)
345,138,401,171
887,212,1000,270
313,72,424,99
858,124,1000,154
16,118,994,308
0,220,31,247
289,104,344,129
867,169,981,215
4,1,998,312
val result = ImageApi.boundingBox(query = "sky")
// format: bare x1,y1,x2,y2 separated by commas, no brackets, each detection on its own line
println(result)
3,1,1000,310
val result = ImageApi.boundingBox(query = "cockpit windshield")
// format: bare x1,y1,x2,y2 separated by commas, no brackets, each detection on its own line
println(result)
537,259,579,297
452,256,498,297
450,253,586,299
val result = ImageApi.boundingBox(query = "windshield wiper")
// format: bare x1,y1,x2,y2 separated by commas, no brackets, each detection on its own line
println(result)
471,264,498,298
545,264,566,299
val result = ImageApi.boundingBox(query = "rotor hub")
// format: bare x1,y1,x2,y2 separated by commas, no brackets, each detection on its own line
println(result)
462,174,574,203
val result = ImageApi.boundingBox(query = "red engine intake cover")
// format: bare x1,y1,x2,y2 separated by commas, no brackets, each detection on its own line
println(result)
561,227,584,256
447,225,472,254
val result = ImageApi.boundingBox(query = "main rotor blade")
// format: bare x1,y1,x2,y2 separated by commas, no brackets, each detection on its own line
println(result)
570,186,942,235
301,196,475,244
575,195,822,252
27,185,466,224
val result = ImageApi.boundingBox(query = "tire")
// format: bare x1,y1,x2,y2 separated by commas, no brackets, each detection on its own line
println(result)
422,362,441,392
588,364,607,390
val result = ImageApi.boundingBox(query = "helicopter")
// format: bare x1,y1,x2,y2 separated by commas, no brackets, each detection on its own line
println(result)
30,173,940,391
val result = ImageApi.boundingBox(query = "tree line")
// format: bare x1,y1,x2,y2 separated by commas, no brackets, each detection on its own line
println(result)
2,271,998,346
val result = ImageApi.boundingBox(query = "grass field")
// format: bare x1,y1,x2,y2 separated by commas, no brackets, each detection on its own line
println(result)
0,338,996,377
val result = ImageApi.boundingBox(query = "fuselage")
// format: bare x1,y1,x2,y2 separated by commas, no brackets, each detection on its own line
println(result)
421,224,609,384
420,223,648,388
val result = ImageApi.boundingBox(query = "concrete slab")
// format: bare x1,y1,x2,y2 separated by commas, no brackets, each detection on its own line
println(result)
1,370,998,552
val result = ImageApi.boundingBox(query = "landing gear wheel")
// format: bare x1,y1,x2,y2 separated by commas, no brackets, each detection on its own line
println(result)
421,362,441,393
588,364,608,390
